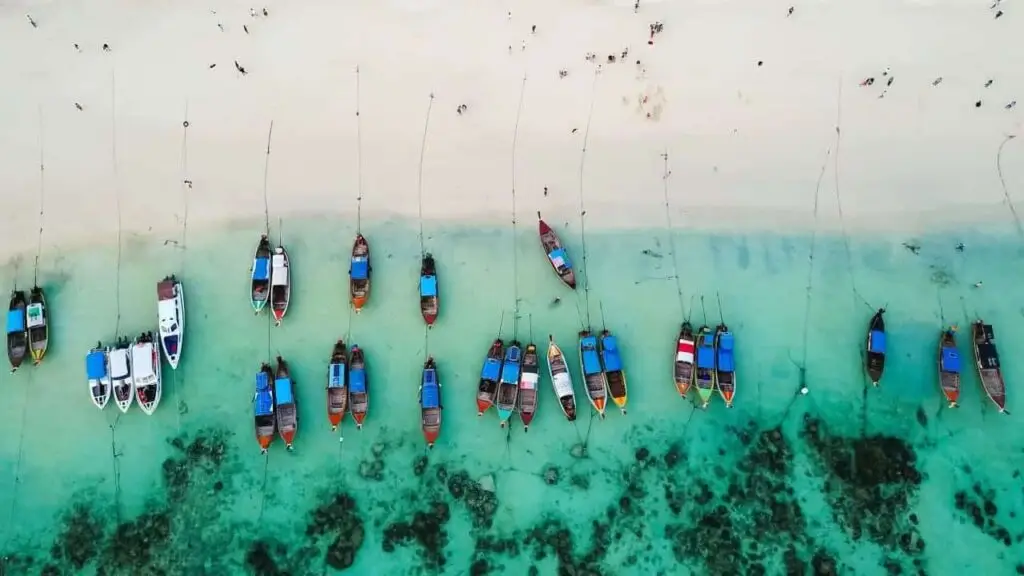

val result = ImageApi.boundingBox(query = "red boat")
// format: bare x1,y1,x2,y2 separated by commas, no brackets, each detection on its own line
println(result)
538,212,576,290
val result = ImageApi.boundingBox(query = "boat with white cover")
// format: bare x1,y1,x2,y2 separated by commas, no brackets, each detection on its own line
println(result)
109,337,134,413
86,345,111,410
271,246,290,326
132,331,162,415
547,335,577,421
157,275,184,369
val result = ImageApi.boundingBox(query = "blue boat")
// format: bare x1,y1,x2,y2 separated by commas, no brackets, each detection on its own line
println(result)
274,356,298,450
865,308,886,386
420,357,442,448
477,339,504,415
7,290,27,372
938,328,961,408
254,363,275,453
250,235,272,313
327,340,348,432
600,330,628,415
578,330,607,417
349,345,369,429
86,345,111,410
496,341,522,426
694,326,716,409
714,325,736,408
350,234,371,312
420,254,439,326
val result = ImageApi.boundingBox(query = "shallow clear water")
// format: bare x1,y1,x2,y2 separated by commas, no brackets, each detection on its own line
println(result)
0,215,1022,575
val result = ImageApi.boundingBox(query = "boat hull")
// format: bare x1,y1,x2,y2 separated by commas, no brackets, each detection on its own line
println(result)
270,247,291,326
28,287,48,365
157,278,185,370
547,338,577,422
251,235,272,313
350,235,371,313
971,322,1007,413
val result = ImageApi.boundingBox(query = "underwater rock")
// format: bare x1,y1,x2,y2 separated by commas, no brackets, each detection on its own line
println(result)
162,428,231,503
663,442,684,468
543,466,560,485
413,455,429,476
447,470,499,528
570,443,588,459
382,501,450,569
358,458,385,481
245,539,291,576
953,482,1013,546
635,447,650,461
305,492,366,569
49,502,103,570
478,474,496,493
96,509,172,574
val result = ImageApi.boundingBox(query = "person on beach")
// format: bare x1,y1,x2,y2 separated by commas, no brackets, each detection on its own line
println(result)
26,14,37,28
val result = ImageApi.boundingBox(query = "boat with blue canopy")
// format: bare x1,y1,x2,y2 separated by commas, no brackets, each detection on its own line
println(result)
7,290,27,372
865,308,886,386
420,357,442,449
254,363,276,453
349,345,369,429
86,344,111,410
496,341,522,427
601,330,628,415
937,328,960,409
578,330,607,418
274,355,298,450
714,324,736,408
537,212,577,290
477,339,504,416
420,254,439,326
109,337,134,412
27,286,48,365
250,234,272,313
547,335,577,421
350,234,371,313
694,326,716,409
326,340,349,432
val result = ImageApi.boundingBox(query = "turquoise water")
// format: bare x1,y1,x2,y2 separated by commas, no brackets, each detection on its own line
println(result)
1,215,1022,575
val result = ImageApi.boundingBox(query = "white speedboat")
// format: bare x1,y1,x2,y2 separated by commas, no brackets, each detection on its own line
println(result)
132,331,162,415
86,345,111,410
157,275,184,369
547,336,578,422
109,338,134,413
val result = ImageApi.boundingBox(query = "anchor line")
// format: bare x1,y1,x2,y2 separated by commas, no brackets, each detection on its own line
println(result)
111,70,124,338
179,102,191,264
577,70,599,328
33,106,45,287
355,66,364,234
996,135,1021,241
510,76,527,322
109,416,123,523
660,151,685,318
262,121,275,237
416,94,435,257
801,148,830,368
832,79,872,313
256,452,270,521
3,374,32,550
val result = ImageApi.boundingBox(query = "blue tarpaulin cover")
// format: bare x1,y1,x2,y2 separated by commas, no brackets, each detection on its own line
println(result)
329,363,346,388
717,334,735,372
869,330,886,354
719,333,734,351
481,358,501,381
255,372,274,416
941,347,961,373
351,257,369,280
420,275,438,297
697,338,715,369
86,350,107,380
601,335,623,372
6,310,24,334
350,368,366,393
253,257,270,281
275,377,294,405
581,337,602,374
549,248,571,268
501,348,521,383
421,371,440,408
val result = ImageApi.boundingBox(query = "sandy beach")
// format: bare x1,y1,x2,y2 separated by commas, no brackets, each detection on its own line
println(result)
1,0,1021,259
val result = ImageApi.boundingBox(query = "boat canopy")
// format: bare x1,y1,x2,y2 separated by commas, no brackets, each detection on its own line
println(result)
329,363,347,388
421,370,439,408
254,372,274,416
501,357,521,384
981,324,995,340
109,348,131,379
581,337,602,375
940,347,961,373
275,377,294,404
676,339,695,363
253,257,270,281
350,367,367,393
719,333,734,351
271,254,288,286
520,371,539,390
86,350,107,379
163,334,180,356
977,343,1000,367
157,281,176,301
6,310,24,334
601,335,623,372
481,358,501,381
26,303,44,329
132,344,156,381
868,330,886,354
696,338,715,369
549,248,570,269
717,343,735,372
420,275,438,297
351,256,369,280
552,372,573,396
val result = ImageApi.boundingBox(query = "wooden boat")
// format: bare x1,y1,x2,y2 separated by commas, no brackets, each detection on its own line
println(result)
7,290,27,372
254,363,276,454
496,341,522,427
477,339,503,416
420,357,442,449
274,355,299,449
326,340,349,432
349,345,369,429
250,234,272,313
519,343,540,431
971,321,1007,413
86,344,111,410
674,322,696,398
27,286,48,365
537,212,577,290
714,324,736,408
865,308,886,386
350,234,371,313
132,331,162,415
694,326,716,409
937,327,961,409
109,337,133,412
578,330,608,418
600,330,628,415
157,275,185,369
270,246,290,326
547,335,577,421
419,254,439,326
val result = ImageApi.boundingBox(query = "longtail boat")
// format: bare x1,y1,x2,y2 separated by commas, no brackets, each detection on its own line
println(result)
110,337,134,413
350,234,371,313
349,345,368,429
132,332,162,415
496,341,522,427
477,339,503,416
27,286,48,365
156,275,184,369
714,324,736,408
254,363,276,453
274,355,299,449
326,340,349,432
271,246,291,326
865,308,886,386
420,357,442,449
250,234,272,313
519,343,540,431
86,344,111,410
547,335,577,421
600,330,628,415
7,290,27,372
578,330,607,418
674,322,696,398
694,326,716,409
937,327,961,409
420,254,439,326
537,212,576,290
971,321,1007,413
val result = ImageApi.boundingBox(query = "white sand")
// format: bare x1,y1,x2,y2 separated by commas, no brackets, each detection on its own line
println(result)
1,0,1022,257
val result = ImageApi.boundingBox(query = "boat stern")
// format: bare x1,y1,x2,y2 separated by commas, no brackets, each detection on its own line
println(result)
498,409,513,427
423,311,438,326
258,435,273,453
675,381,691,397
722,390,735,408
328,411,343,431
423,429,439,449
593,397,606,417
282,430,296,450
352,295,368,313
612,394,628,410
521,411,534,431
353,412,366,429
476,398,492,416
